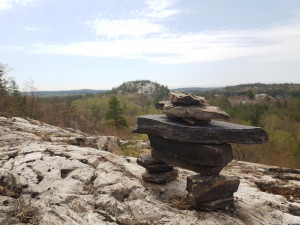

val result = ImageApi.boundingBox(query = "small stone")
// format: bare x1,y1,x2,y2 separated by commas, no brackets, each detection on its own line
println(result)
151,149,223,175
169,92,208,105
155,101,169,110
142,169,178,184
137,153,163,165
190,196,234,211
137,154,174,174
186,175,240,203
163,101,230,121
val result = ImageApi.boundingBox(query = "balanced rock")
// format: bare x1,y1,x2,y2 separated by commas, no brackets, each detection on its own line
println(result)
163,101,230,122
187,174,240,210
134,115,268,144
142,169,178,184
137,153,173,174
152,148,223,175
148,134,233,167
169,91,208,105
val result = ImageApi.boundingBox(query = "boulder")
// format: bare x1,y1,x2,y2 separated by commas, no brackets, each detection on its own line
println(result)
163,101,230,121
148,134,233,167
168,92,208,105
134,115,268,144
96,136,122,155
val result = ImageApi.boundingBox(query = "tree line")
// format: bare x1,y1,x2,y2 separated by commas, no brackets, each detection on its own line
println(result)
1,63,299,168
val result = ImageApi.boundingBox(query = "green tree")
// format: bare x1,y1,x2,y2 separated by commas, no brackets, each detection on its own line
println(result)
105,96,128,127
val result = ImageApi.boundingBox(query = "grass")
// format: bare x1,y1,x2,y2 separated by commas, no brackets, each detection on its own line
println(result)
15,198,38,224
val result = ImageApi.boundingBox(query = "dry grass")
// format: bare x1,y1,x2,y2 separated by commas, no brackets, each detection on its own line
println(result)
15,198,38,224
0,185,19,198
166,196,193,210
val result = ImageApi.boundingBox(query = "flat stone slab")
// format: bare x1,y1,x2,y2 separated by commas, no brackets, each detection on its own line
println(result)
163,101,230,121
152,149,223,175
190,196,234,211
133,115,268,144
148,134,233,167
187,174,240,203
137,154,174,174
142,169,178,184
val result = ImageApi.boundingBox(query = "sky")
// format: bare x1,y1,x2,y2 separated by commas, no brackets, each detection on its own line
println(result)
0,0,300,91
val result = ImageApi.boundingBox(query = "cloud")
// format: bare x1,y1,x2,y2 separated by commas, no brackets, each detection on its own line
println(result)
0,0,37,10
86,19,164,37
33,23,300,64
145,0,179,19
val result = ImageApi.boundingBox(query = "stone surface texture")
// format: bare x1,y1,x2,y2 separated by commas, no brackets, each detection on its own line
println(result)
137,154,174,174
134,115,268,144
187,175,240,205
151,148,224,175
163,101,230,121
148,134,233,167
142,169,178,184
168,92,208,105
0,116,299,225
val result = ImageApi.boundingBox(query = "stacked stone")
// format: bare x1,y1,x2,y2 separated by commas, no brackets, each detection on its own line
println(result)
134,92,268,211
137,153,178,184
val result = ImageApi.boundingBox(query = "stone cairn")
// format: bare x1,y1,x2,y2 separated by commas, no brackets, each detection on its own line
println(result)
134,92,268,211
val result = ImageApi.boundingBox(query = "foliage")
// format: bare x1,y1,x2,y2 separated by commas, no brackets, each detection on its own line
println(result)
1,63,299,168
105,96,128,127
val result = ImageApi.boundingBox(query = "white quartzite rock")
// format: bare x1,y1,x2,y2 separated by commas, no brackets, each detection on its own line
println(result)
0,116,299,225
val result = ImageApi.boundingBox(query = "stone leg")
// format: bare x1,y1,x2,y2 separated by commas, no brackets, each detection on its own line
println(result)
186,174,240,211
148,134,233,175
137,153,178,184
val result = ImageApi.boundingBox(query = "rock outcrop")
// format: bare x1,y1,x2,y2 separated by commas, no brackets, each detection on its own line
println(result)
0,116,300,224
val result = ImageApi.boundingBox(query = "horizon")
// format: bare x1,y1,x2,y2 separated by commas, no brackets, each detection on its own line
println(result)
1,0,300,91
21,81,299,92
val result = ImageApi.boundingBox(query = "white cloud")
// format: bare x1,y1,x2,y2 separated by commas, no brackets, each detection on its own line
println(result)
145,0,179,19
86,19,164,37
33,23,300,65
0,0,37,10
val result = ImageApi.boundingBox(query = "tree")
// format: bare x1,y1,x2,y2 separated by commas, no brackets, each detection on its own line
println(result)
105,96,128,127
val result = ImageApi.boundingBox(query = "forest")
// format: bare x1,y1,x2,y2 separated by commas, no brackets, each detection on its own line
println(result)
0,63,299,169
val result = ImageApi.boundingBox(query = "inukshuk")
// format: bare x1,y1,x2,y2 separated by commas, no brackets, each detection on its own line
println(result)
134,92,268,211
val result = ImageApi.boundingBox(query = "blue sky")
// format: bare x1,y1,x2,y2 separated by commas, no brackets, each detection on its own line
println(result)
0,0,300,90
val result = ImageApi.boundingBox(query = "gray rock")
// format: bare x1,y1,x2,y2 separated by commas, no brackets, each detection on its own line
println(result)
148,134,233,167
163,101,230,121
134,115,268,144
169,92,208,105
151,148,223,175
96,136,122,155
0,116,299,225
142,169,178,184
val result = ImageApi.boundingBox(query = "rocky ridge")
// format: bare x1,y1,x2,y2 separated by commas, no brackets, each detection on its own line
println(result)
0,116,300,224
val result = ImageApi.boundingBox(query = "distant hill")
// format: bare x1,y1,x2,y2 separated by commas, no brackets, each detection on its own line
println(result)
171,87,222,92
23,89,108,96
178,83,300,98
110,80,169,103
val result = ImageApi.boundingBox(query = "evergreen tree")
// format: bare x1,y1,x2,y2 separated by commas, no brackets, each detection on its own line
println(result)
105,96,128,127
